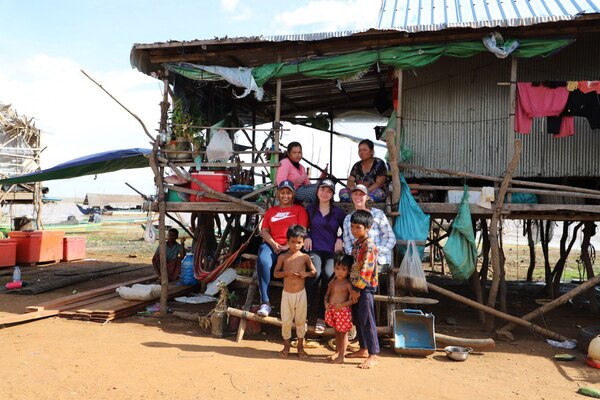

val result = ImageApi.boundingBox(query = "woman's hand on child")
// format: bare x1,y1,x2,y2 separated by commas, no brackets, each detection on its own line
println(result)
334,238,343,253
350,291,360,304
303,238,313,251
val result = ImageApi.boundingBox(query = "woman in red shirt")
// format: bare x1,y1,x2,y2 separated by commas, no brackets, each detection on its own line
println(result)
256,180,309,317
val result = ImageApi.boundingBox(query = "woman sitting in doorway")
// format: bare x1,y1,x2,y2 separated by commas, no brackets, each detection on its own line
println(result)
339,139,388,203
276,141,327,203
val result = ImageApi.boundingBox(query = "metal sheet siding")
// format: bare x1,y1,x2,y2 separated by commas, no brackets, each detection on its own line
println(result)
378,0,600,32
401,36,600,179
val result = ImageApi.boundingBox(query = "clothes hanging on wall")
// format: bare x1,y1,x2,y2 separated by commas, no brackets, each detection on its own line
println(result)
578,81,600,94
561,89,600,130
515,82,574,136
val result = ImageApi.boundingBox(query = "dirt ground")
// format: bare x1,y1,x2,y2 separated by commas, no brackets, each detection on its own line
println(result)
1,229,600,400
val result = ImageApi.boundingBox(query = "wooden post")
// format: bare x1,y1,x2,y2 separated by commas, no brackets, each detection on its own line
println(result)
389,69,403,207
235,270,258,343
148,141,169,316
159,69,169,133
581,222,598,313
486,140,522,331
273,56,282,185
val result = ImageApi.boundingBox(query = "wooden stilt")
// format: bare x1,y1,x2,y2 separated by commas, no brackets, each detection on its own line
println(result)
235,270,258,343
540,220,552,296
550,221,583,298
525,220,536,282
581,222,598,313
486,140,522,331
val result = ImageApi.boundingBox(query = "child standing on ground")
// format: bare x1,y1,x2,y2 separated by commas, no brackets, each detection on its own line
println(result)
273,225,317,359
346,210,380,369
324,254,354,364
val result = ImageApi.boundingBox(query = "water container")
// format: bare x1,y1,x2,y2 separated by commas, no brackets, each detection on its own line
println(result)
180,254,198,286
12,266,21,282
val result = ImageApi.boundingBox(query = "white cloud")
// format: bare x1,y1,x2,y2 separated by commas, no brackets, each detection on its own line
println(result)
272,0,380,34
0,53,160,196
221,0,240,12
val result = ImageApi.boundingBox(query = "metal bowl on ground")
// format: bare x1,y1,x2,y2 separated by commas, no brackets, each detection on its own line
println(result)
444,346,473,361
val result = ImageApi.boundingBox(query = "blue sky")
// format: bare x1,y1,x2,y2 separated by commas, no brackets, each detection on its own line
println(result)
0,0,380,198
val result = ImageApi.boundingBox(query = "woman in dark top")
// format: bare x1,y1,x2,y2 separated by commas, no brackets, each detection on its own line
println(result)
339,139,388,202
303,179,346,333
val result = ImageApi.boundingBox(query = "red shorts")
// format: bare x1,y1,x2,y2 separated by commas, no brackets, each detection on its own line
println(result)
325,306,353,333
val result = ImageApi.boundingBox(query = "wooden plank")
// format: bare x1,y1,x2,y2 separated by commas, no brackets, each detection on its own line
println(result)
151,201,263,213
26,275,157,312
0,310,58,327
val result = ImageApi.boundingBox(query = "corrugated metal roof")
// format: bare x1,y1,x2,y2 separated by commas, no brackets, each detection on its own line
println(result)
377,0,600,32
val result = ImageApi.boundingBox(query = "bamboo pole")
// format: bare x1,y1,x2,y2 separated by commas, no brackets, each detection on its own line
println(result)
427,282,570,341
399,163,600,197
486,140,522,331
496,271,600,335
80,69,155,142
226,307,495,350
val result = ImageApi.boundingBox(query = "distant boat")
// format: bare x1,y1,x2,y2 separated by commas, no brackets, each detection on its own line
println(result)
42,196,63,203
43,221,103,233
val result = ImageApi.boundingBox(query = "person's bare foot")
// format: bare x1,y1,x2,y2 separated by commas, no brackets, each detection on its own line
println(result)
327,352,340,362
358,355,379,369
346,349,369,359
330,354,345,364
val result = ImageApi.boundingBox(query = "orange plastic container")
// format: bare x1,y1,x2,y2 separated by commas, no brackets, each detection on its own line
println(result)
63,236,86,261
190,171,230,202
0,240,17,268
8,231,65,264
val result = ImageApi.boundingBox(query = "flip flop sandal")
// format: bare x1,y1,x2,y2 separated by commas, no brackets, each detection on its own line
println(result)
315,319,327,334
291,339,319,349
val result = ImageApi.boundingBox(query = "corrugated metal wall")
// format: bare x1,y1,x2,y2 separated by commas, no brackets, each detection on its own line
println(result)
402,34,600,179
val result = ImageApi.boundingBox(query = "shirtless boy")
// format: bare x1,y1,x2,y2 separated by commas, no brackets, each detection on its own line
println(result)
324,254,354,364
273,225,317,359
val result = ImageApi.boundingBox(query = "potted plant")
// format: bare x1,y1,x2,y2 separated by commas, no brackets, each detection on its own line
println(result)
164,99,204,160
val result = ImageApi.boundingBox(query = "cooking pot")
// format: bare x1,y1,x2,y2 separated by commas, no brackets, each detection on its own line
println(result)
444,346,473,361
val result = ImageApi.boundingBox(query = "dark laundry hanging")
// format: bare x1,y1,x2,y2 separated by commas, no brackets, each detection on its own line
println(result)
561,89,600,130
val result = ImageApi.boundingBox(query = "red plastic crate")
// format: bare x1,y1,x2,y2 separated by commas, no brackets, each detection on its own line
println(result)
190,171,230,202
8,231,65,264
63,236,86,261
0,240,17,268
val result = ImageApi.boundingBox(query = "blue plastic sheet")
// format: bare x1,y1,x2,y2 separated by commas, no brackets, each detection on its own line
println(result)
393,176,430,259
443,186,477,281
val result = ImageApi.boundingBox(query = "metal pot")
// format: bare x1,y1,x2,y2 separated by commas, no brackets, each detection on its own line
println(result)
444,346,473,361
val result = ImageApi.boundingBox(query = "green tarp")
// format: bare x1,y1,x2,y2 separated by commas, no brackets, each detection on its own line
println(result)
165,38,573,88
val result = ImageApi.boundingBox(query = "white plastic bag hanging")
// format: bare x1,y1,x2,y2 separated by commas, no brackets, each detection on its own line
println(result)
206,129,233,162
395,240,428,292
143,212,156,244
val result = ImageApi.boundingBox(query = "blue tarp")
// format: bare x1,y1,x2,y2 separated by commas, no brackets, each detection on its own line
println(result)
0,148,151,185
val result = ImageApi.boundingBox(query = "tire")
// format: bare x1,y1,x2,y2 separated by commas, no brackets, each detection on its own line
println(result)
577,326,600,353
